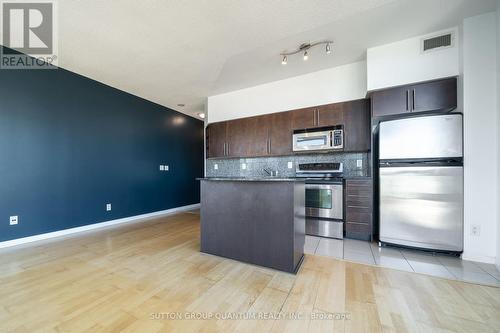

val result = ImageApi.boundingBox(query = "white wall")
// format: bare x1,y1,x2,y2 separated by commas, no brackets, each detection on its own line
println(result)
367,28,459,91
207,61,366,123
462,12,499,264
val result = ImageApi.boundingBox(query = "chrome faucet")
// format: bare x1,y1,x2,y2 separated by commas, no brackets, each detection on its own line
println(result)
263,168,279,177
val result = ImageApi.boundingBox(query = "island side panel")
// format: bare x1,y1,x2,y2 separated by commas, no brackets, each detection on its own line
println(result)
293,182,306,271
200,181,251,263
248,182,295,272
200,180,305,273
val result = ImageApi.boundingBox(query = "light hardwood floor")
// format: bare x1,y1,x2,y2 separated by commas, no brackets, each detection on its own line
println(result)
1,211,499,333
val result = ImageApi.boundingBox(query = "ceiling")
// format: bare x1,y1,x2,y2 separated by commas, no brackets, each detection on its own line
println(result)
56,0,496,118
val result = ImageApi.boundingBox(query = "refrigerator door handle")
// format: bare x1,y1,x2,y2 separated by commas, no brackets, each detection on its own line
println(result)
412,89,416,111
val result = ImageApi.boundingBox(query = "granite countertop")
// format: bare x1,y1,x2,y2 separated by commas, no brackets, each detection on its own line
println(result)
343,175,372,179
197,177,306,182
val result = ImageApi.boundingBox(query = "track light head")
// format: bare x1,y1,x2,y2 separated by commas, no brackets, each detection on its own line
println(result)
326,43,331,54
281,55,287,65
303,51,308,61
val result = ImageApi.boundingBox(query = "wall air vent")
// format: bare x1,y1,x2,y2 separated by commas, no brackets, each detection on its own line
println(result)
422,32,454,52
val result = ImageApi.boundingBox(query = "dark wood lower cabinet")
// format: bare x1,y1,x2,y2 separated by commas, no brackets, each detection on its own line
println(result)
345,178,373,241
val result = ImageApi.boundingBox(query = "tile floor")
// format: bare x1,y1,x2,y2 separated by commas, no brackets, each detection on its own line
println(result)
305,235,500,287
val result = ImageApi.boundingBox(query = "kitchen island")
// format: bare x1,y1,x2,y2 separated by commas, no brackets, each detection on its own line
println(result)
199,178,305,273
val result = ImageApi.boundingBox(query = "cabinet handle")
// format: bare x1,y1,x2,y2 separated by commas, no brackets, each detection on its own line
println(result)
406,90,409,111
268,138,271,154
412,89,416,111
227,143,230,156
223,143,226,156
316,110,320,125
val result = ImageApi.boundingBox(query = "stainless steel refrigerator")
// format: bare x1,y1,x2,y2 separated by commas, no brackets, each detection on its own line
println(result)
378,113,463,253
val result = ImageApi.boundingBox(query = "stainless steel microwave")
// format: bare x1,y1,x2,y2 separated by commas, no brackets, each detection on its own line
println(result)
292,126,343,152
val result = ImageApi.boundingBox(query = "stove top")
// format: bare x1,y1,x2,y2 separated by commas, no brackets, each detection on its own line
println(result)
295,162,343,179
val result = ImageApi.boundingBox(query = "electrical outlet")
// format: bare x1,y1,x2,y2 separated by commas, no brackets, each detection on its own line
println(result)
165,165,169,171
159,165,164,171
241,163,247,170
9,215,18,225
471,224,480,236
356,159,363,168
214,164,218,170
106,204,112,212
287,161,293,169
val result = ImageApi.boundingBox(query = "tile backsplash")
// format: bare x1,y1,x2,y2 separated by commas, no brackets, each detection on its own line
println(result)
205,152,369,178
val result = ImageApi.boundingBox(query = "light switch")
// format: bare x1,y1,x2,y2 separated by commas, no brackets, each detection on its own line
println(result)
106,204,112,211
241,163,247,170
287,161,293,169
9,215,18,225
356,160,363,168
165,165,169,171
214,164,218,170
160,165,165,171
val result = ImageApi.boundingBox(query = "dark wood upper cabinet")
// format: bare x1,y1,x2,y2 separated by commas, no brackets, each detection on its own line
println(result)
317,103,344,127
343,99,371,152
226,116,270,158
291,107,315,129
371,86,409,117
410,78,457,112
206,122,227,158
206,98,372,159
269,112,293,156
371,77,457,118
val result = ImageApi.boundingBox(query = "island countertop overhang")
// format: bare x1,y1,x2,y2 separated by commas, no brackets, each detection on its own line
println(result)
197,177,306,182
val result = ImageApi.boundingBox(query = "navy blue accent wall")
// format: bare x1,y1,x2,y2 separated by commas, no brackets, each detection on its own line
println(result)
0,50,204,242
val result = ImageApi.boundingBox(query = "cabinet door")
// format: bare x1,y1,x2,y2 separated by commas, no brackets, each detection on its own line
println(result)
343,99,371,152
226,116,270,157
345,179,373,241
317,103,344,127
269,112,293,156
411,78,457,113
371,86,410,117
291,107,315,129
206,122,227,158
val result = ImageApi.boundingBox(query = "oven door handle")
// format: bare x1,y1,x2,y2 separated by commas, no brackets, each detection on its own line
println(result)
306,184,342,190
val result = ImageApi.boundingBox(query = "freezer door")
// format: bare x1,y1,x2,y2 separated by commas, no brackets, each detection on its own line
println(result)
379,166,463,252
379,114,463,160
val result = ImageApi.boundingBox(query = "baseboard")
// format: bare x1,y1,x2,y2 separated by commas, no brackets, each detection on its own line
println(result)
0,203,200,250
461,252,496,264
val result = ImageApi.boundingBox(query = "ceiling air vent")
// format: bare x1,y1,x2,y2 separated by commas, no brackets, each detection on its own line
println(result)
422,32,453,52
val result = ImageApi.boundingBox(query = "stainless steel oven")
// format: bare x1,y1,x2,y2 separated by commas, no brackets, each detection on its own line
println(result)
296,162,344,239
305,183,343,219
293,126,343,152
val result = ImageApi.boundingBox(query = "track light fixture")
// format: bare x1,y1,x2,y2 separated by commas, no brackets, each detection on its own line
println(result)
280,40,333,64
